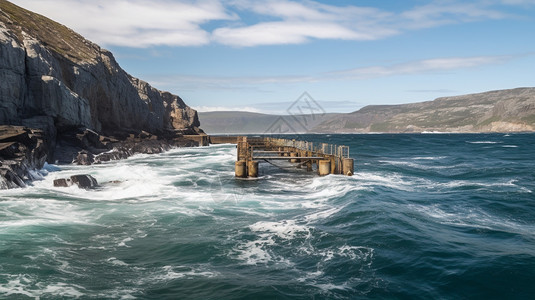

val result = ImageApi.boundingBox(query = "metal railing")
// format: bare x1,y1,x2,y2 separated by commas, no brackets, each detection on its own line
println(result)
258,137,350,159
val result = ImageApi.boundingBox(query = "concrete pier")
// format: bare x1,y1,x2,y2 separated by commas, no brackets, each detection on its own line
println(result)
235,160,247,178
342,158,354,176
248,160,259,178
318,160,331,176
225,136,353,178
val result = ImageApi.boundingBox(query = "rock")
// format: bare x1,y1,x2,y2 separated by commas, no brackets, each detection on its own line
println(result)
53,178,72,187
0,1,205,188
70,174,98,189
74,150,94,165
0,125,48,189
54,174,98,189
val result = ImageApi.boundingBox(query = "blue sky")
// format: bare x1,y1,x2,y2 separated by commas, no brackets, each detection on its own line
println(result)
11,0,535,114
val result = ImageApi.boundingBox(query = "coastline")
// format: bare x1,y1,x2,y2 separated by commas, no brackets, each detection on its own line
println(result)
0,125,207,189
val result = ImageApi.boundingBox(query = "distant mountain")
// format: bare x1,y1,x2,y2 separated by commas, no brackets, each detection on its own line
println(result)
199,111,337,134
202,88,535,134
315,88,535,133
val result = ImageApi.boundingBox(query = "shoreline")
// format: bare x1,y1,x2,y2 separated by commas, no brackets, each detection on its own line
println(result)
0,125,207,190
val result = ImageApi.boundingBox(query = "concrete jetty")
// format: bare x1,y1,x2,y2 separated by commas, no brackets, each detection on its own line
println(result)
210,136,354,178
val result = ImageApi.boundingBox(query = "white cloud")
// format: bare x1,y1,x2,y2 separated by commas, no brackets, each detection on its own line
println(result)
10,0,235,47
215,0,512,47
327,55,514,79
193,106,262,112
212,21,366,46
500,0,535,5
9,0,524,48
400,1,508,29
146,55,516,94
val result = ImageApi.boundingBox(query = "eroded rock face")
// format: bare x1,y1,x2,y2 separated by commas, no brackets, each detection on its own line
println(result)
53,174,98,189
0,1,205,188
0,125,48,189
0,16,200,134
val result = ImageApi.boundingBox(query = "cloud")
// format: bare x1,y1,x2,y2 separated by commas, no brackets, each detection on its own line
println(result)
399,2,509,29
499,0,535,5
327,55,514,79
215,0,512,47
193,106,262,112
10,0,235,47
145,54,517,96
145,74,314,92
212,21,367,46
10,0,526,48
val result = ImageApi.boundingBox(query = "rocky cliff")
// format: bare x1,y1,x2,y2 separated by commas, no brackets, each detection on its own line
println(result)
0,0,202,188
313,88,535,133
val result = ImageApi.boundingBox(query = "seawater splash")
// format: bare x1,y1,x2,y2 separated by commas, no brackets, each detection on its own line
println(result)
1,134,535,299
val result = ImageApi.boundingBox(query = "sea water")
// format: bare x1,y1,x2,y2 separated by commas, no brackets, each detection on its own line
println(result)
1,133,534,299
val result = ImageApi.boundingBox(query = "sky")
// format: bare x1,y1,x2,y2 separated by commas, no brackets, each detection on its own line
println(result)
9,0,535,114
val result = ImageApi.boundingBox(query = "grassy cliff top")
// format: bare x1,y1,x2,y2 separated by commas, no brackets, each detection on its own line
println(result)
0,0,99,62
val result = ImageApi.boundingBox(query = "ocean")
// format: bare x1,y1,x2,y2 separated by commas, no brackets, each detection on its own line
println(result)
1,133,534,299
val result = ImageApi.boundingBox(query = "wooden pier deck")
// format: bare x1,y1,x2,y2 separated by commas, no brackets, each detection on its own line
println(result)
210,136,354,178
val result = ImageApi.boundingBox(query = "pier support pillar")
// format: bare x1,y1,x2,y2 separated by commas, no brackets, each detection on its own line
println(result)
235,160,247,178
290,152,298,163
342,158,354,176
248,161,259,178
319,160,331,176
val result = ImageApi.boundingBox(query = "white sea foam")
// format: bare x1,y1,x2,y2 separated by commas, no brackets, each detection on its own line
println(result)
0,274,86,299
233,219,312,265
380,159,458,170
137,265,219,284
304,206,345,223
412,156,447,160
353,171,430,192
467,141,499,144
410,204,535,241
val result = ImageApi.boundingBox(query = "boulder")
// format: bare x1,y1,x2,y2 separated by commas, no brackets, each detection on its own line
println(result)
53,174,98,189
0,125,48,188
70,174,98,189
74,150,94,165
53,177,72,187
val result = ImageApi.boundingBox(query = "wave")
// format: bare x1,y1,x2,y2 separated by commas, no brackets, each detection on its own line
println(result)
466,141,500,144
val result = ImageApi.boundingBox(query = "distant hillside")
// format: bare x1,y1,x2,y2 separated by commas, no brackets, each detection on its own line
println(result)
314,88,535,133
199,111,337,134
202,88,535,134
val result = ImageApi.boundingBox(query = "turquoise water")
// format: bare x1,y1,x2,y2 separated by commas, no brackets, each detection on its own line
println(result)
1,133,534,299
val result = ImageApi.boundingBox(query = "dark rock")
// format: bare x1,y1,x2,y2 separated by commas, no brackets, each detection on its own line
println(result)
53,178,72,187
70,174,98,189
74,150,94,165
94,147,131,163
0,125,48,189
0,2,205,188
53,174,98,189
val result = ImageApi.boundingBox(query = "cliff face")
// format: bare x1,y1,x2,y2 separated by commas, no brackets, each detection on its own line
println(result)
0,0,203,188
0,0,200,138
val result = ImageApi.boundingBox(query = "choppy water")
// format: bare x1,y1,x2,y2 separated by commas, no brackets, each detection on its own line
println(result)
1,133,534,299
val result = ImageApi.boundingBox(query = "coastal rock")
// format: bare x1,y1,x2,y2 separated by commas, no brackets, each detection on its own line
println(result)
53,178,72,187
74,150,94,165
0,0,205,188
0,3,200,136
53,174,98,189
70,174,98,189
0,125,48,188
